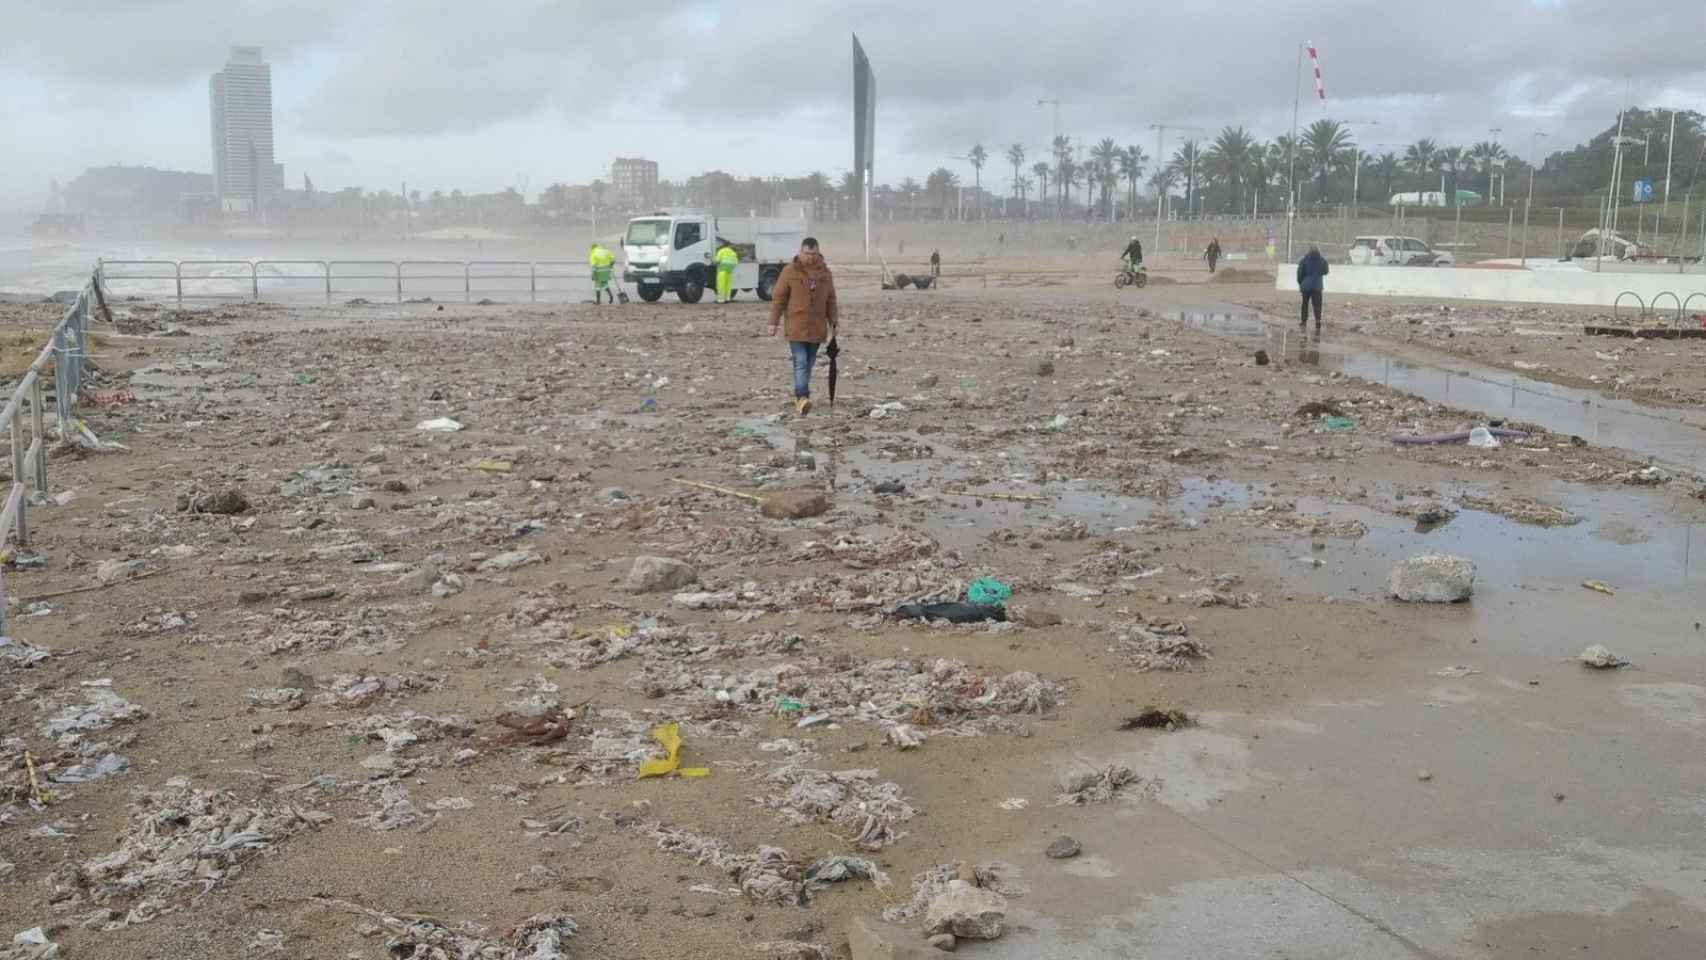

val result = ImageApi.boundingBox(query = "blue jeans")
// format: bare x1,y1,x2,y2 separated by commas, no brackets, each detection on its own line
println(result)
789,341,820,398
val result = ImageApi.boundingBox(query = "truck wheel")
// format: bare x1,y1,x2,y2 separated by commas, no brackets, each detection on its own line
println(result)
678,269,706,304
637,284,664,303
756,267,780,301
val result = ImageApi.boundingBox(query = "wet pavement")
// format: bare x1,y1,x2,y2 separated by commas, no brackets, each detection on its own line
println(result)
1175,309,1706,475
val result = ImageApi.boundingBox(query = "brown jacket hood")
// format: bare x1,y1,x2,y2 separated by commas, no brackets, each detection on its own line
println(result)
769,254,838,343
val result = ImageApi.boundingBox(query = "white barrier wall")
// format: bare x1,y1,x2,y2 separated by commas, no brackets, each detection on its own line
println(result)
1274,264,1706,312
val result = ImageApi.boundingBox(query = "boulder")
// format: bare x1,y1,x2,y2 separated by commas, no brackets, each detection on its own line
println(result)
923,880,1007,941
625,556,698,593
1032,358,1055,377
1387,554,1475,603
761,489,831,520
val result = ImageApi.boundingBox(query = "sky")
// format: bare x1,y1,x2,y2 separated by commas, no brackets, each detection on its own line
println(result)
3,0,1705,209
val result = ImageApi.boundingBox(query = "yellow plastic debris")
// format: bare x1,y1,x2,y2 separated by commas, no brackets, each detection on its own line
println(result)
467,459,514,473
1581,580,1616,596
636,722,709,779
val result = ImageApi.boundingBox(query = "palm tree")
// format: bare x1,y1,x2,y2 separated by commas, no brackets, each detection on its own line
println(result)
926,167,959,220
1270,137,1297,206
1150,168,1178,217
1247,145,1273,213
899,177,921,219
1205,126,1255,212
1439,146,1464,202
1007,144,1026,201
1374,152,1400,202
1091,138,1121,219
1058,155,1078,217
1031,162,1051,217
1301,119,1352,204
1119,145,1148,218
1052,135,1072,215
1468,140,1508,204
968,144,988,220
1403,139,1438,189
1015,175,1032,209
1167,140,1203,216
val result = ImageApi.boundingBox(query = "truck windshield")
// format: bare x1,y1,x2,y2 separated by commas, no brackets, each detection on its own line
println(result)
625,220,671,246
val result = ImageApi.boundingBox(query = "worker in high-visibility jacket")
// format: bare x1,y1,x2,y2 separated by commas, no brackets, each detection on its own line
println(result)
588,243,616,304
713,242,739,304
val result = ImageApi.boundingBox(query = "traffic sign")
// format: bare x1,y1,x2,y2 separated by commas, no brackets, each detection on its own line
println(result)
1633,178,1655,203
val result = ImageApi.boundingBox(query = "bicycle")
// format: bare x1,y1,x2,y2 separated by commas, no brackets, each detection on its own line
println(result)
1114,262,1149,289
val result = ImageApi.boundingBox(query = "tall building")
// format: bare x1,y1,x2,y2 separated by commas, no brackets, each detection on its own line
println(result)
210,46,283,213
611,157,658,207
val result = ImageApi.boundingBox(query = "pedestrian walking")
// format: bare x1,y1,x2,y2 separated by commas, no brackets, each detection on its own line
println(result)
929,249,941,281
767,237,838,416
1204,237,1222,274
1296,244,1330,329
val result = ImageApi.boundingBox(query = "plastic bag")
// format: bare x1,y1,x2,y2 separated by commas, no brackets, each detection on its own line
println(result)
966,577,1013,605
1467,426,1501,449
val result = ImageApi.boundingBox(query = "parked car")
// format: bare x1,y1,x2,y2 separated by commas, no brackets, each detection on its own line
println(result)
1348,236,1455,267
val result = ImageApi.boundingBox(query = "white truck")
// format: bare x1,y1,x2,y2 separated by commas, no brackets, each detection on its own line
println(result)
621,211,805,303
1387,191,1448,208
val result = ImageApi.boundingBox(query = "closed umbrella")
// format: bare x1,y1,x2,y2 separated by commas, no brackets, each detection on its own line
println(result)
824,337,840,407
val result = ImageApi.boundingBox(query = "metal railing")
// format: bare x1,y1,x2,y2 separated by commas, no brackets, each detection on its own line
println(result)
99,258,598,305
0,270,95,633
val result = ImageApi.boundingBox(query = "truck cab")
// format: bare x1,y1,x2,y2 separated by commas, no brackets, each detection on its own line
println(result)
623,212,802,304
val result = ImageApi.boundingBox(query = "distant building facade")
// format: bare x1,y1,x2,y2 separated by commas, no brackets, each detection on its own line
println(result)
210,46,283,213
611,157,659,207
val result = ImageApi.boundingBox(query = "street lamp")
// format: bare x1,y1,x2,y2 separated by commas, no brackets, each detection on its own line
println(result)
1522,131,1549,267
1487,127,1503,207
1341,120,1379,208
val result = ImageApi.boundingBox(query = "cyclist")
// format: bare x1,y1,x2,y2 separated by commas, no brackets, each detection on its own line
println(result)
1121,235,1144,274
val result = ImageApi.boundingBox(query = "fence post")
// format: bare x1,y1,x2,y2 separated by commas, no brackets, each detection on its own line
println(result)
175,262,184,306
251,261,259,301
396,263,403,304
1506,208,1514,259
30,379,46,493
1557,208,1565,259
530,264,537,303
324,262,332,303
53,329,69,428
12,415,28,546
464,263,471,303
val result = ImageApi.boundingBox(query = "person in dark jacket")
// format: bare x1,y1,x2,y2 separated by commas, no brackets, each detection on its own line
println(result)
1203,237,1222,274
1296,245,1330,328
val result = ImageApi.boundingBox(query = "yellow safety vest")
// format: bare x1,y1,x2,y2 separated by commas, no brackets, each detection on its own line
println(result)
589,246,614,267
715,246,738,268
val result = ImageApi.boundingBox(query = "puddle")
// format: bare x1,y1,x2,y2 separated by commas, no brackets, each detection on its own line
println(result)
1172,311,1706,475
725,414,1706,600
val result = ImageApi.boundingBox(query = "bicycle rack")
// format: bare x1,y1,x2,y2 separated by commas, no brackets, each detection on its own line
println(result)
1652,291,1683,334
1612,291,1646,322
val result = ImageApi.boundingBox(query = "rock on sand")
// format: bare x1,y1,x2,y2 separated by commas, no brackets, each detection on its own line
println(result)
1387,554,1475,603
625,556,699,593
923,880,1007,941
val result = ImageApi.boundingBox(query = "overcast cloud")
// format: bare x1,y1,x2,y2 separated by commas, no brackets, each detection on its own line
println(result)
3,0,1704,207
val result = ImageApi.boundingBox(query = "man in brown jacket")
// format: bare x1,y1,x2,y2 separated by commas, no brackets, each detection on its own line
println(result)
766,237,838,415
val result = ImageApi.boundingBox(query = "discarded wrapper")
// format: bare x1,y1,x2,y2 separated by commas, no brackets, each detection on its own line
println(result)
637,722,710,779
